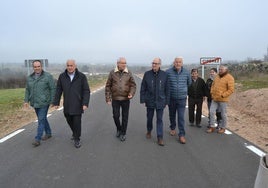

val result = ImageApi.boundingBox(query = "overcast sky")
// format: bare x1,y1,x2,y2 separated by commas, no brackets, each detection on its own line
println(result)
0,0,267,65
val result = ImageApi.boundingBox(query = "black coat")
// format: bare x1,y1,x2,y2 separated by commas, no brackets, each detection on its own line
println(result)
53,69,90,115
140,69,170,109
188,77,206,99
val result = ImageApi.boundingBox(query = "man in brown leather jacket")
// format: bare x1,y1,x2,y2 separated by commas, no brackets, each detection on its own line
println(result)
105,57,136,141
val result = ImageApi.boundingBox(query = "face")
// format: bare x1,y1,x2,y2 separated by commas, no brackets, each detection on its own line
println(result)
32,61,43,74
209,69,217,78
117,58,127,71
173,58,183,70
219,66,227,76
191,71,198,80
66,60,76,74
151,58,161,71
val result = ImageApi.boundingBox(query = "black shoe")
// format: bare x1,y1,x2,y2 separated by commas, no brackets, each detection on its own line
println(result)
196,124,202,128
116,130,121,138
120,134,126,142
74,140,81,148
32,140,41,147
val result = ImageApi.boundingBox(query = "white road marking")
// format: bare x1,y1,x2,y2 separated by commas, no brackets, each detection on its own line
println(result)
246,145,266,157
224,129,232,135
0,129,25,143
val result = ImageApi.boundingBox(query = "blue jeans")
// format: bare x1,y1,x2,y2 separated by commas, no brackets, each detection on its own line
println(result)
168,98,187,137
34,105,51,141
210,100,227,128
147,108,164,139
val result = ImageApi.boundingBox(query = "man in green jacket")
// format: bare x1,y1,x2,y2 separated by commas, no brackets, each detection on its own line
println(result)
24,60,55,147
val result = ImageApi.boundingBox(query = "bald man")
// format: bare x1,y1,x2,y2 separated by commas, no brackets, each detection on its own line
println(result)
53,59,90,148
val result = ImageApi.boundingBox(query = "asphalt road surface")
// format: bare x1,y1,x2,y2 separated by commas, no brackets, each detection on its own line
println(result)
0,77,262,188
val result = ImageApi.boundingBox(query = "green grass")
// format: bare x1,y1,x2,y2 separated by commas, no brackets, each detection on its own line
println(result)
0,76,108,120
235,74,268,90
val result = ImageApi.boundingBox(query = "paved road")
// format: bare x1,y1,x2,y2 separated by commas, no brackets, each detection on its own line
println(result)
0,77,261,188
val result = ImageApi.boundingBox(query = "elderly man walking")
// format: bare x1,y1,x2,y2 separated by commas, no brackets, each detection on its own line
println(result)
140,57,170,146
105,57,136,142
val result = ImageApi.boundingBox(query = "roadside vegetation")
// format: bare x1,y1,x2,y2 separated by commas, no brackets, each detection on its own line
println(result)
0,74,108,138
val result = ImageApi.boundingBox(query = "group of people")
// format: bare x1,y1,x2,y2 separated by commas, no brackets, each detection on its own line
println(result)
24,57,234,148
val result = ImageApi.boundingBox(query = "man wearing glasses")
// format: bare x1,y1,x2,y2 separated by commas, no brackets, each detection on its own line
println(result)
105,57,136,142
140,58,170,146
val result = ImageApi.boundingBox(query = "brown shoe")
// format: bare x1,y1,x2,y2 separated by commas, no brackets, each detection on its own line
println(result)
146,132,151,139
32,140,40,147
217,128,225,134
157,138,164,146
41,134,52,141
170,130,176,136
206,127,215,133
179,136,186,144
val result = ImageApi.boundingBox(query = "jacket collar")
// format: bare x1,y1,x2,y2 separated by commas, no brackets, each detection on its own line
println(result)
114,66,128,73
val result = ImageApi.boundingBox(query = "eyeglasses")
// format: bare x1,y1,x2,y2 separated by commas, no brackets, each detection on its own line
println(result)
152,62,160,65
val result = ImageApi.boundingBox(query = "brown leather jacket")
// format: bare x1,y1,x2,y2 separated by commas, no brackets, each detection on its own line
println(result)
105,67,136,102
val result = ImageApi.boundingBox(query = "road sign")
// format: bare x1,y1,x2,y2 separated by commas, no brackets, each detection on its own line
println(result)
200,57,221,65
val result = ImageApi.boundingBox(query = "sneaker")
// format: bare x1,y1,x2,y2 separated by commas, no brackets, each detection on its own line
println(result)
179,136,186,144
206,127,215,133
157,138,164,146
41,134,52,141
217,128,225,134
146,132,151,139
169,130,176,136
120,134,126,142
32,140,41,147
74,140,81,148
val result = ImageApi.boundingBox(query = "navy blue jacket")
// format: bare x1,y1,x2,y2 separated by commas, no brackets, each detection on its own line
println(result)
166,66,191,100
140,69,170,109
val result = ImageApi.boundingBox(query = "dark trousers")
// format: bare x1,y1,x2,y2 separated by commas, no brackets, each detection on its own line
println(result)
64,113,82,141
188,97,203,125
147,108,164,138
112,100,130,135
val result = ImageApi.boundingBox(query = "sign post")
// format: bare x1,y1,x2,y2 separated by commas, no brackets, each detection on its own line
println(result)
200,57,222,79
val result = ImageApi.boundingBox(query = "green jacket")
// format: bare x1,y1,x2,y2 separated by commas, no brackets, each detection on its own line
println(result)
24,71,55,108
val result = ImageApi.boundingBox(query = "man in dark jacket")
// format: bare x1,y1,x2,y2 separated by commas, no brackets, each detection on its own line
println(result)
105,57,136,142
166,57,191,144
188,68,206,128
140,58,169,146
53,59,90,148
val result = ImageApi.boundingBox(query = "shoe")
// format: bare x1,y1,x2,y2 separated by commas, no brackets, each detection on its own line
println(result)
120,134,126,142
146,132,151,139
169,130,176,136
41,134,52,141
179,136,186,144
157,138,164,146
74,140,81,148
217,128,225,134
32,140,41,147
206,127,215,133
196,124,202,128
189,123,194,126
116,130,121,138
